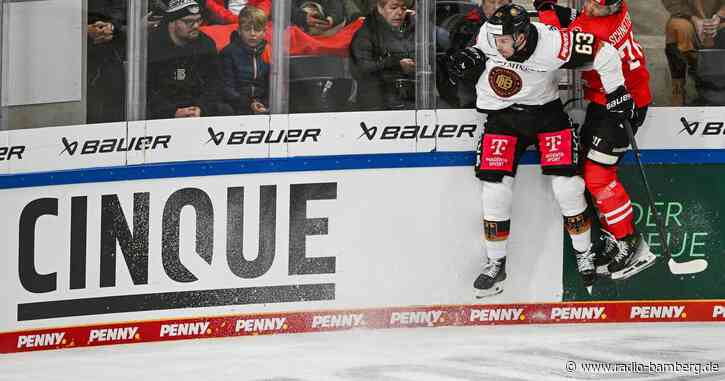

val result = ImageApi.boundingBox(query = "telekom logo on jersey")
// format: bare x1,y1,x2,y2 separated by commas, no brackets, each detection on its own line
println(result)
545,136,563,152
490,136,561,155
490,139,510,155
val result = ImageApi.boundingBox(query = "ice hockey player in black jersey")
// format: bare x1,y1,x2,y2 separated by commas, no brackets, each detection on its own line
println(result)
445,4,633,297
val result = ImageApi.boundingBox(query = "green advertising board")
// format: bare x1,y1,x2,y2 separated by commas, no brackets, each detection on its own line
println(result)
564,165,725,301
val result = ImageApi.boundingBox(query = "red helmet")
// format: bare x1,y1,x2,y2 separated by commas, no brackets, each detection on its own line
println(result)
592,0,623,5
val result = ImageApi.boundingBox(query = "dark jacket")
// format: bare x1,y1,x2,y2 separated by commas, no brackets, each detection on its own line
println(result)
220,32,270,114
292,0,346,32
349,10,415,110
87,0,127,123
147,25,227,119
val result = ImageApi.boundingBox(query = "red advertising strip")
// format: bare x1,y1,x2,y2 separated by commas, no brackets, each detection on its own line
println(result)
2,300,725,354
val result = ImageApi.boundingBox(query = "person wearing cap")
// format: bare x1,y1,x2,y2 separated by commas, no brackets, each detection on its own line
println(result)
147,0,230,119
445,4,642,297
535,0,655,283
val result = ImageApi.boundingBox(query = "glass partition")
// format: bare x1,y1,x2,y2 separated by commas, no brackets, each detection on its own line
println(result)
1,0,723,132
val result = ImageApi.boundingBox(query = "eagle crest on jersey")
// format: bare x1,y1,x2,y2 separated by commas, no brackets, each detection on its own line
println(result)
488,67,523,98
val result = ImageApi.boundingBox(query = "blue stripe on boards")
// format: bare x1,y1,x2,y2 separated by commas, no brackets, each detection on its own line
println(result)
1,149,724,189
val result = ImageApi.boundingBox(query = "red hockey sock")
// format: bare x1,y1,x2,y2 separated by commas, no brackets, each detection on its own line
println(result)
583,160,635,239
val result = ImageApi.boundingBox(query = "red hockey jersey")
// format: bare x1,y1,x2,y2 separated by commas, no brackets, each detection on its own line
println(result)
538,2,651,107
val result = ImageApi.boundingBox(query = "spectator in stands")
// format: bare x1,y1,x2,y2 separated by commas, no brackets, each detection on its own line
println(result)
221,6,270,114
663,0,725,105
346,0,413,17
87,0,127,124
292,0,347,35
147,0,231,119
350,0,415,110
206,0,249,24
437,0,511,108
345,0,398,18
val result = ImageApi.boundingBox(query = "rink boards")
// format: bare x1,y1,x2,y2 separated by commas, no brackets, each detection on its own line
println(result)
4,300,725,353
1,107,725,353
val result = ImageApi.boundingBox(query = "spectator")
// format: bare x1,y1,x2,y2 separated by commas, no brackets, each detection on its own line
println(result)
437,0,512,108
350,0,415,110
346,0,412,17
206,0,248,25
87,0,127,124
221,6,270,114
292,0,346,36
147,0,231,119
663,0,725,105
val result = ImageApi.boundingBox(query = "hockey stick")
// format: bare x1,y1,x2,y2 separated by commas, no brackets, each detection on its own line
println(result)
623,119,708,275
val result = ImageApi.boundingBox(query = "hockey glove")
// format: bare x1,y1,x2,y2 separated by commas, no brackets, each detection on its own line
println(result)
447,47,486,83
533,0,558,11
606,86,635,121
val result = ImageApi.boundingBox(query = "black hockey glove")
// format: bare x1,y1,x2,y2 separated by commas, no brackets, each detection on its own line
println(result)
446,47,486,84
606,86,635,121
533,0,558,11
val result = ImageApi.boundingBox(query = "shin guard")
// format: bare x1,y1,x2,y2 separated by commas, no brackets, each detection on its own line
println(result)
584,160,635,239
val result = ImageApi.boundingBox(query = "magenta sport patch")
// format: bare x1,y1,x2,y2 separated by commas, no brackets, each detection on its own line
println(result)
538,129,573,167
481,134,517,172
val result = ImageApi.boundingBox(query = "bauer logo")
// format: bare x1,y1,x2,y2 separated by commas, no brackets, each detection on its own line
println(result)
550,307,606,320
59,135,171,156
160,322,210,337
630,306,686,319
88,327,139,343
358,122,476,141
311,313,365,329
17,332,66,349
712,306,725,318
15,182,337,321
205,127,320,146
679,118,725,136
390,310,445,326
469,308,524,322
0,145,25,161
235,317,287,333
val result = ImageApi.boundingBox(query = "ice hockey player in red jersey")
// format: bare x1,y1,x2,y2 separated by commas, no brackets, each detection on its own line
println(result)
446,4,633,297
535,0,656,281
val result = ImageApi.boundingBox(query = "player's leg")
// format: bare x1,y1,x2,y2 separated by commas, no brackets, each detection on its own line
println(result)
537,105,595,289
473,110,529,298
581,104,655,279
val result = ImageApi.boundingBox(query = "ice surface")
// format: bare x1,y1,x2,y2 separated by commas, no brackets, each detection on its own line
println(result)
1,323,724,381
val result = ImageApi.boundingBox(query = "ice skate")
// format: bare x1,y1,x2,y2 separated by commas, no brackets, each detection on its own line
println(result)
474,257,506,298
574,245,596,293
593,230,619,277
609,234,657,280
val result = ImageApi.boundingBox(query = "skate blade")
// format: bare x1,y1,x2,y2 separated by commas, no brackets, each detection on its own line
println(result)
611,252,657,280
474,284,503,299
